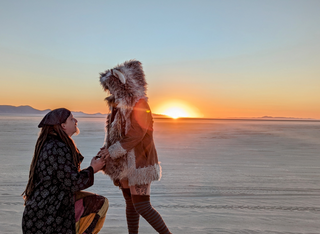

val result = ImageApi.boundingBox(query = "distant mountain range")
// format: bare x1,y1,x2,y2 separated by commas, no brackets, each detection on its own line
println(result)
0,105,105,117
0,105,317,120
0,105,167,118
0,105,50,114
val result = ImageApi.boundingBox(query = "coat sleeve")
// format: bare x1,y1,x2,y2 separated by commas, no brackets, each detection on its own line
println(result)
108,99,152,159
49,142,94,193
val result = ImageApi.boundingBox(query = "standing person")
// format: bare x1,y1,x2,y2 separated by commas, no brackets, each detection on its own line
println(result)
22,108,109,234
98,60,171,234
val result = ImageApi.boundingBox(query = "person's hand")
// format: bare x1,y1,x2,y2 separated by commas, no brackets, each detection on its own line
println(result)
90,156,106,173
97,147,110,159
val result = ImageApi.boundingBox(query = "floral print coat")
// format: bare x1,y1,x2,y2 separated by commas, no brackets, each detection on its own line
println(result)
22,134,94,234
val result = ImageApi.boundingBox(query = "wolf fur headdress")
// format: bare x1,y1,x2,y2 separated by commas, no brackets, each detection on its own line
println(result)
100,60,147,100
99,60,149,183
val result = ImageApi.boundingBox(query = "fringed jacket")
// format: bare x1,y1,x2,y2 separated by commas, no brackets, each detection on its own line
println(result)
22,134,94,234
104,98,161,186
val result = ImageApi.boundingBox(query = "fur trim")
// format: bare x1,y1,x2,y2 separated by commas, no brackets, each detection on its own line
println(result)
127,149,162,186
100,60,149,148
108,141,127,159
100,60,161,185
99,60,147,102
128,163,162,186
103,155,128,182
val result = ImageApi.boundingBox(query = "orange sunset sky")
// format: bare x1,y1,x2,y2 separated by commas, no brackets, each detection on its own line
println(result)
1,1,320,119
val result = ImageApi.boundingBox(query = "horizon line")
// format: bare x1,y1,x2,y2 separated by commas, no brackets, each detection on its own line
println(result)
0,104,318,121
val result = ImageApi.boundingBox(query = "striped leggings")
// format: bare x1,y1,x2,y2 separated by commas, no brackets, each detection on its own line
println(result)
122,188,171,234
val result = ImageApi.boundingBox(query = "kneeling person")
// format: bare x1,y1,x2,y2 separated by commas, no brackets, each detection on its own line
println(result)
22,108,108,234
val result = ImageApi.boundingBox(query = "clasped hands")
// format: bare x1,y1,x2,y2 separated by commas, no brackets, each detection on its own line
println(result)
90,147,110,173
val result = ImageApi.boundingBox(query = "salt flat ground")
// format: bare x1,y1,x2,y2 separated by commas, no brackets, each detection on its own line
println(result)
0,116,319,233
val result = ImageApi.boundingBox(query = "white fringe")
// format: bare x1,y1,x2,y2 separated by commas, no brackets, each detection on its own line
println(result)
108,141,127,159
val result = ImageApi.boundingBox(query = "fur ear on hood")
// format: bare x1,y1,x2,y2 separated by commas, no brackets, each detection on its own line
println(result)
112,69,126,84
99,60,147,101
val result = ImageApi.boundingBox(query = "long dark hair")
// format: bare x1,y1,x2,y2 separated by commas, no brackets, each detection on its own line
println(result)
22,124,80,202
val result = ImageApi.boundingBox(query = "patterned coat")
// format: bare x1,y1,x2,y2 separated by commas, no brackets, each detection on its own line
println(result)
22,134,94,234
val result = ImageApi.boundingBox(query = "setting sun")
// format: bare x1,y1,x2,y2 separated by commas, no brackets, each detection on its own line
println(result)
163,107,189,119
154,100,201,119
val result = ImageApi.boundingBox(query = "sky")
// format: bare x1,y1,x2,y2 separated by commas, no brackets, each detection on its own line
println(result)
0,0,319,118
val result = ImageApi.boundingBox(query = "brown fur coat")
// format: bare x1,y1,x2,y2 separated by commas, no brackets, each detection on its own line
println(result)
100,60,161,186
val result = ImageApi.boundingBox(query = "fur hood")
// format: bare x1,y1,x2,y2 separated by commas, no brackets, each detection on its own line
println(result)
99,60,147,107
98,60,161,186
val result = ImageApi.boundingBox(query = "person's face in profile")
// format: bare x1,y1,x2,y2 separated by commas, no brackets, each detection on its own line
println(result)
61,114,78,136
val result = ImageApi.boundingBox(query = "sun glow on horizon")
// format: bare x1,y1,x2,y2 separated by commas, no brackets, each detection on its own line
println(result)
163,107,189,119
154,101,201,119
